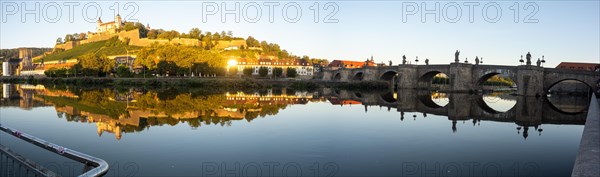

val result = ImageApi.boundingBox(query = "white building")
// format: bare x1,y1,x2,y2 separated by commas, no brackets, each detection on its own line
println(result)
234,58,314,78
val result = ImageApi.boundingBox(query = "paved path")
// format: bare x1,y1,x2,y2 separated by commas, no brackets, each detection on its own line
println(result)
572,94,600,177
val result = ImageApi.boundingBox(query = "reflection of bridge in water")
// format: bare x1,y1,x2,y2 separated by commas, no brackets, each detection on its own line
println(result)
322,89,588,127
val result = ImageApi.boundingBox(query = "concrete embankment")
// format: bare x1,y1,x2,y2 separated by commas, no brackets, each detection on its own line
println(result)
572,93,600,177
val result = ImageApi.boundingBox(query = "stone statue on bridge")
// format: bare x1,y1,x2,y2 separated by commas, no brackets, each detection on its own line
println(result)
475,56,480,65
526,52,532,65
389,60,393,66
425,58,429,65
455,50,460,63
402,55,407,65
536,58,541,67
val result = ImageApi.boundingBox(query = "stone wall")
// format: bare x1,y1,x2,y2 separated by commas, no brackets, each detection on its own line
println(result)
54,41,80,51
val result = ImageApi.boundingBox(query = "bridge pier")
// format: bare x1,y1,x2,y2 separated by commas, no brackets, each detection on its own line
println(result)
396,89,418,111
449,63,474,93
397,66,418,89
362,67,380,81
514,96,543,126
516,66,545,97
321,70,333,81
447,93,474,120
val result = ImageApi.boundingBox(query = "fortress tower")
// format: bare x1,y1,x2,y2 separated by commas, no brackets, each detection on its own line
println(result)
96,14,124,34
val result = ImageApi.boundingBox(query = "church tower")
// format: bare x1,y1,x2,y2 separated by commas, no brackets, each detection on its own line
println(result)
115,14,122,29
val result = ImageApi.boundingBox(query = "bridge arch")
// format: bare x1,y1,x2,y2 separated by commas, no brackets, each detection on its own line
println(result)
352,72,364,81
545,95,589,115
380,71,398,81
418,71,450,90
380,91,397,103
417,92,449,108
333,73,342,81
546,79,593,94
475,95,517,114
475,72,517,92
475,72,515,86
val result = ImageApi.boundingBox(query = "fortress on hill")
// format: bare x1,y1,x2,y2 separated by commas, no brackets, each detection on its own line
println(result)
54,15,247,51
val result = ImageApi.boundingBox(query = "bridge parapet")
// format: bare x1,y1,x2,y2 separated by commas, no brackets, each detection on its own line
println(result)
318,63,599,96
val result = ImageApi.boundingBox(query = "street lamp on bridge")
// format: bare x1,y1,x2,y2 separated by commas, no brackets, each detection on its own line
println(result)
541,55,546,67
415,56,419,65
519,55,524,65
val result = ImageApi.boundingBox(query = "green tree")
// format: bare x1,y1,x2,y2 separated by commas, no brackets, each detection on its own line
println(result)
157,30,180,40
147,29,159,39
136,22,149,37
123,22,137,31
273,67,283,78
286,68,297,78
78,33,87,40
79,54,113,77
243,67,254,77
56,37,63,44
65,34,74,42
212,32,221,41
246,36,260,47
189,28,202,39
258,67,269,77
116,65,132,77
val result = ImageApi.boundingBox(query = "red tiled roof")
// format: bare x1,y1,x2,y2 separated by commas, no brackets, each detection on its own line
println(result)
556,62,599,71
328,60,376,68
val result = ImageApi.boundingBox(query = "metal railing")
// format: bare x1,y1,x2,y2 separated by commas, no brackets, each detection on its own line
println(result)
0,124,109,177
1,144,60,177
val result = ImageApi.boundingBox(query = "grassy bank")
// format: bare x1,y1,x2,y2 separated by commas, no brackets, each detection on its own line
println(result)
0,76,390,91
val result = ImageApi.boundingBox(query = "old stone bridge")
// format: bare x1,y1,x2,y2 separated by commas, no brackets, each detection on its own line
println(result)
321,63,600,96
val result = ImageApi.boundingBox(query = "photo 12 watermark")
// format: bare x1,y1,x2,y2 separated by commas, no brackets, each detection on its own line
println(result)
201,2,339,23
401,161,540,177
201,161,340,177
401,1,539,23
1,1,340,24
1,1,138,23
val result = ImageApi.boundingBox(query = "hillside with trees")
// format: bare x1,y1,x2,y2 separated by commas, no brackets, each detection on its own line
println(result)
41,23,328,77
0,48,52,60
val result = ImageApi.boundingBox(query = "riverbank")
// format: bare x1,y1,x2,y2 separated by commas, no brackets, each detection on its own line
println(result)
0,76,390,91
572,93,600,177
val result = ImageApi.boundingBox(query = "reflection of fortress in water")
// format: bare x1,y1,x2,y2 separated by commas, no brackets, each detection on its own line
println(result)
0,84,590,140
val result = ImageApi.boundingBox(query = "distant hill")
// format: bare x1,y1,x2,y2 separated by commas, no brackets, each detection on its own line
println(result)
0,48,52,60
38,37,141,63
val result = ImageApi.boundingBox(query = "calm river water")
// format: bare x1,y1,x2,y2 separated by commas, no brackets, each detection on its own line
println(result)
0,84,590,177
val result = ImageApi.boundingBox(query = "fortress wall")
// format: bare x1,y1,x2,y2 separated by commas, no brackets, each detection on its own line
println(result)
54,41,79,51
215,40,247,49
55,29,232,51
170,38,201,46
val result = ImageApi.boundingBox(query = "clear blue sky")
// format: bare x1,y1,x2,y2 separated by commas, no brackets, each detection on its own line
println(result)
1,1,598,67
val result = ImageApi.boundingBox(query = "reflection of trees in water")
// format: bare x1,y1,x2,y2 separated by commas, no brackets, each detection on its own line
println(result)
42,88,296,135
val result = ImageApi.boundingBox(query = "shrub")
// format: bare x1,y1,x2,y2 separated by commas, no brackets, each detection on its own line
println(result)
286,68,297,78
273,67,283,78
243,67,254,77
116,65,132,78
258,67,269,77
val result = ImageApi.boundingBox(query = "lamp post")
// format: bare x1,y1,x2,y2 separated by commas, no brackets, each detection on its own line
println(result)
415,56,419,65
541,55,546,67
519,55,524,65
